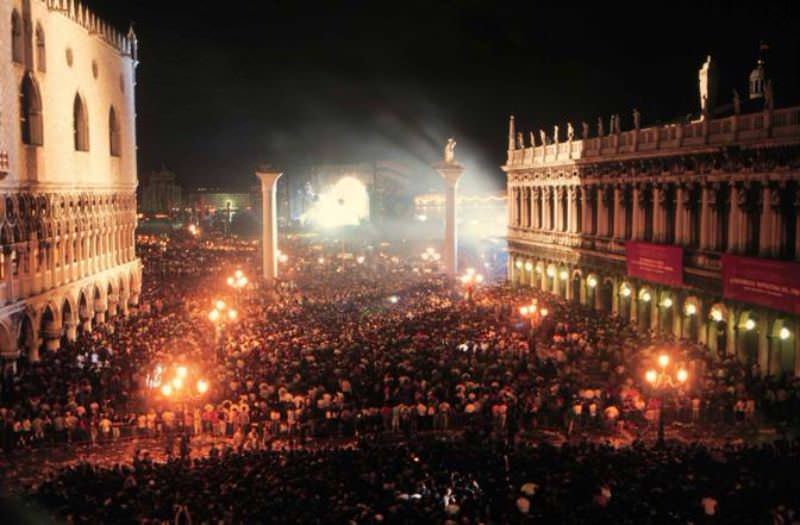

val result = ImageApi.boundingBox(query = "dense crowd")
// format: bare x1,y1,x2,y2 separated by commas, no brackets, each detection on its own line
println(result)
1,232,799,522
22,437,800,524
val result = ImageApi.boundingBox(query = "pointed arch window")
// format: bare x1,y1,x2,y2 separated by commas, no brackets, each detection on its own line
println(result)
73,94,89,151
35,23,46,72
20,74,43,146
109,106,121,157
11,10,22,63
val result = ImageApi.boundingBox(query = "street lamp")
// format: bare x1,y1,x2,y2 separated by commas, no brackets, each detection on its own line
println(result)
461,269,484,301
645,352,688,446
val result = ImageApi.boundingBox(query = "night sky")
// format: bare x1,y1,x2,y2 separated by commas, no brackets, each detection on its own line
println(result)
90,1,800,191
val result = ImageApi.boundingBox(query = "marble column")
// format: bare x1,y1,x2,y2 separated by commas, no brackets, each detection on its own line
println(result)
675,184,692,246
596,186,608,237
568,187,578,233
434,162,465,278
256,168,284,283
532,188,540,230
631,186,643,240
554,187,564,231
759,184,784,257
582,187,593,234
699,183,719,251
795,189,800,261
542,187,551,230
727,183,746,254
613,185,624,240
653,185,667,243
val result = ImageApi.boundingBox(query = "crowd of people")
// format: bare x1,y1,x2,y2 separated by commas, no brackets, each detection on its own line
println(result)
0,231,799,522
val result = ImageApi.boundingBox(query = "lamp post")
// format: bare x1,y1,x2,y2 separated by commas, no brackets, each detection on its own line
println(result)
460,268,484,301
226,270,248,306
645,352,688,447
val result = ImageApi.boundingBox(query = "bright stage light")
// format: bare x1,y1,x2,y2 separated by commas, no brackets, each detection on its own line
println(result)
303,176,370,228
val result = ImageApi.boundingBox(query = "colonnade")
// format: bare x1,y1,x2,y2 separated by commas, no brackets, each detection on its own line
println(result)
509,254,800,377
508,180,797,258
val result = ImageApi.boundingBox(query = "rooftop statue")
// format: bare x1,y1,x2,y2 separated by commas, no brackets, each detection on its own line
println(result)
444,138,457,164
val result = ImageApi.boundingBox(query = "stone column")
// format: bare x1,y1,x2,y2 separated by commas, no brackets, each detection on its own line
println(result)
795,189,800,261
596,186,608,237
631,186,643,240
256,168,284,283
523,186,531,228
554,187,564,231
434,162,465,278
582,187,593,235
653,185,667,243
759,184,784,257
568,187,578,233
541,187,551,230
675,184,693,246
613,185,624,239
531,188,540,230
699,183,719,251
727,183,746,254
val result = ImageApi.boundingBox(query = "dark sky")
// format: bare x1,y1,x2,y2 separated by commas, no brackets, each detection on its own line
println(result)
90,1,800,191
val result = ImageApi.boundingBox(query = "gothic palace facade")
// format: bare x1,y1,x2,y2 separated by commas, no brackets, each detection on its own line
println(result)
0,0,140,364
505,55,800,377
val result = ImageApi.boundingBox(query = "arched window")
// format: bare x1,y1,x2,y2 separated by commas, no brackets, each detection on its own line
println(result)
20,74,43,146
73,94,89,151
35,23,45,72
108,106,121,157
11,10,22,63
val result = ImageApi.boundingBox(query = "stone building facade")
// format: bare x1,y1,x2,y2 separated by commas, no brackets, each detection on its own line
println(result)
0,0,141,364
505,56,800,377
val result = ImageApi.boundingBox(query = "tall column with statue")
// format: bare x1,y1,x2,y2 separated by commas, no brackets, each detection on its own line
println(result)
256,168,283,283
434,138,464,278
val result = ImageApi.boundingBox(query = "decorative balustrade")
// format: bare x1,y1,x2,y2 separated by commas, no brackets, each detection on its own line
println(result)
507,106,800,169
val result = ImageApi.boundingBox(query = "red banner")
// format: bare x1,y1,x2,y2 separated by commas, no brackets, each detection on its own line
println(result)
722,254,800,315
626,242,683,286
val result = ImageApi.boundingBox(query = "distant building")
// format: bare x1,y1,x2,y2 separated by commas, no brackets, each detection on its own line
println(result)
505,48,800,376
139,169,182,215
293,161,419,222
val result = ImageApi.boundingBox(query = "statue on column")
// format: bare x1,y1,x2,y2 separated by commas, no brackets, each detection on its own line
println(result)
444,138,457,164
609,115,615,136
614,114,621,134
529,131,536,147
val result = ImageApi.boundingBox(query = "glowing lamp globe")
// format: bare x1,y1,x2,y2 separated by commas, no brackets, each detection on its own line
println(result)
197,380,209,394
744,318,756,331
645,370,657,384
658,354,669,368
559,270,568,281
780,327,791,340
161,384,173,397
677,369,689,383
